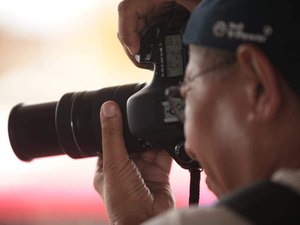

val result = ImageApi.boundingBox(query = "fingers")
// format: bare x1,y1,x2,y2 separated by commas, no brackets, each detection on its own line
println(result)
118,0,201,56
94,158,104,194
94,101,129,194
95,101,175,223
120,41,154,70
118,0,145,55
100,101,129,171
118,0,164,55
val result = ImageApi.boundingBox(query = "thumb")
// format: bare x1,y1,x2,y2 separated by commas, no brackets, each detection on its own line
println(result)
100,101,129,170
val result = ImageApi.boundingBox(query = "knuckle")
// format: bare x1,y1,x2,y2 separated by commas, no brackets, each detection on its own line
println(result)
101,121,122,140
103,157,118,171
103,157,130,175
94,172,104,194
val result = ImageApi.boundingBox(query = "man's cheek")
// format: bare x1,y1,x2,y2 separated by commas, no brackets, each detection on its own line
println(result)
183,102,193,140
184,117,199,158
183,113,193,149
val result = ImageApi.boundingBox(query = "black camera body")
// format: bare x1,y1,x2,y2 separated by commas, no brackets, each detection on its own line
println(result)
8,4,199,169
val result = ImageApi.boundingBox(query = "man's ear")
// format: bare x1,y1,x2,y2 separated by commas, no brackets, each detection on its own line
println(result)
236,44,282,121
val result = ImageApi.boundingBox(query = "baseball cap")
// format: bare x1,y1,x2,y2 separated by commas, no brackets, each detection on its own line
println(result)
183,0,300,93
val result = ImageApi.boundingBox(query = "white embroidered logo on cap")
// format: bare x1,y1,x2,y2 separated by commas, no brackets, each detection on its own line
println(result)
212,21,228,38
213,20,273,43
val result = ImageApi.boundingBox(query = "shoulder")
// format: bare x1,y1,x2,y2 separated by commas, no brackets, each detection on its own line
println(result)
142,205,252,225
216,168,300,225
142,169,300,225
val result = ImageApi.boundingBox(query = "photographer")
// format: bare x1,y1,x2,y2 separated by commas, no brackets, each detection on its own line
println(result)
94,0,300,224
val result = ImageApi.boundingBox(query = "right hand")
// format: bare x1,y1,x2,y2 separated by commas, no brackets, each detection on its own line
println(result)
94,101,174,225
117,0,201,68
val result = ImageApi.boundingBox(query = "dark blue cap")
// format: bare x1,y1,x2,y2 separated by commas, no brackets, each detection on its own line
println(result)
183,0,300,93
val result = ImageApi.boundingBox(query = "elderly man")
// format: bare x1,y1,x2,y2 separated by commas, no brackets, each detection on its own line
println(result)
94,0,300,224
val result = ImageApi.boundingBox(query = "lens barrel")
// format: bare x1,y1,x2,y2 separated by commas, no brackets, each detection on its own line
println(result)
8,83,144,161
8,102,63,161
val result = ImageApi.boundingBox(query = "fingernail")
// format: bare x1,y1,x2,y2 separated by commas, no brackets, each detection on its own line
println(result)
102,102,117,118
126,45,139,55
126,46,134,55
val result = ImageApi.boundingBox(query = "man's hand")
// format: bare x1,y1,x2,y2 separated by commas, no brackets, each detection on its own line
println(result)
94,101,174,225
117,0,201,69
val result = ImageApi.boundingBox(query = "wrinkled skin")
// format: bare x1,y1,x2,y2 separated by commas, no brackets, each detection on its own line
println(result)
94,101,174,225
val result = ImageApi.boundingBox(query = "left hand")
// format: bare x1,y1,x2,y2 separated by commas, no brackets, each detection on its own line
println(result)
94,101,174,225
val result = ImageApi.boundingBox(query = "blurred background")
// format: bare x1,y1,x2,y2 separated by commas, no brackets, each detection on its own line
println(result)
0,0,216,224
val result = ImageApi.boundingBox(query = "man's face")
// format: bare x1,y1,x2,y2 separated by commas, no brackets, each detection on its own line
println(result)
182,45,249,195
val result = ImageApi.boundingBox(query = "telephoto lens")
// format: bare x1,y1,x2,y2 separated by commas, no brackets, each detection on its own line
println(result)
9,102,63,161
8,83,145,161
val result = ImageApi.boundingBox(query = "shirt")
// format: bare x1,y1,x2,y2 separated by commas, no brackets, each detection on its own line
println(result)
143,169,300,225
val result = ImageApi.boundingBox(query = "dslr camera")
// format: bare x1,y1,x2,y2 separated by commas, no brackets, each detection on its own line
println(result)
8,3,199,170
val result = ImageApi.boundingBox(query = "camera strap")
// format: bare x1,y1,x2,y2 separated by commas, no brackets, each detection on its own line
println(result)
216,180,300,224
189,168,202,206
